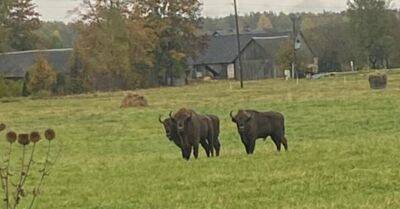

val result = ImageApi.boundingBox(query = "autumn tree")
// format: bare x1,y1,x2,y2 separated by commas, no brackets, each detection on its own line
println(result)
73,0,155,91
136,0,206,86
26,56,57,94
257,14,273,31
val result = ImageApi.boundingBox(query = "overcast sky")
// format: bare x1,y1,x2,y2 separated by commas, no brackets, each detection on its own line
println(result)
32,0,400,22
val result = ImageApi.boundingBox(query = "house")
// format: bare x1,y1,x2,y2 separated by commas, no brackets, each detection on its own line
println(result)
0,48,73,80
190,31,317,80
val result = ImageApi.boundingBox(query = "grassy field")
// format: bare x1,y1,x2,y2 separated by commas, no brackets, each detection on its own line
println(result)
1,71,400,209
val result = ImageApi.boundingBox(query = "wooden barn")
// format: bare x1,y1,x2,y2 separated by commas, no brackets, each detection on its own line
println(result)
190,32,317,80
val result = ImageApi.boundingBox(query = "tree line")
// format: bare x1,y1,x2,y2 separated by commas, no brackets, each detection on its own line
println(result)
0,0,399,97
204,0,400,72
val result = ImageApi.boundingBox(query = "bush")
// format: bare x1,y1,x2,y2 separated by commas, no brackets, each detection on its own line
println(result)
26,56,57,95
0,77,23,98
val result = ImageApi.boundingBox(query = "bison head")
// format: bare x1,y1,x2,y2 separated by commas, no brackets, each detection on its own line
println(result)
230,110,253,133
159,115,175,140
171,110,193,133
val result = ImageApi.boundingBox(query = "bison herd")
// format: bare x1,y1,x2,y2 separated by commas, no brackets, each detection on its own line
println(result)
159,108,288,160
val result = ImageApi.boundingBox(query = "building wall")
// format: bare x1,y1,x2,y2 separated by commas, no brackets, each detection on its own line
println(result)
234,41,279,80
193,64,228,79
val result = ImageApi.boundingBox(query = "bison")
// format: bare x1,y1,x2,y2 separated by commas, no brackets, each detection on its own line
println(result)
159,114,212,158
170,108,214,160
230,110,288,154
158,110,219,157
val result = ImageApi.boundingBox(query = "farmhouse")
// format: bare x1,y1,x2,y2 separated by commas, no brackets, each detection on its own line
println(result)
0,48,73,80
190,32,317,80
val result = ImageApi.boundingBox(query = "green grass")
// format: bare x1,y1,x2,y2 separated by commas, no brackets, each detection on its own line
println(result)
1,71,400,209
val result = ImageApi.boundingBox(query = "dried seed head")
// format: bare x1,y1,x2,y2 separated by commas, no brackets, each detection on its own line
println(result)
44,129,55,141
0,123,5,132
6,131,17,143
30,132,41,143
18,134,30,146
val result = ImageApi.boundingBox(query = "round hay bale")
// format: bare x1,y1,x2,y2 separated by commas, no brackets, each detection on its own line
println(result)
368,72,387,90
203,76,213,81
120,93,148,108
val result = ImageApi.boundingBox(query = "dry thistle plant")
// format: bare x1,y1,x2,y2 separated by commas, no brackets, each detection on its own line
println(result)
0,124,60,209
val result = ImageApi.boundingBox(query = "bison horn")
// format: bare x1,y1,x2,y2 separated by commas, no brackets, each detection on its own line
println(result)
169,111,173,118
229,111,235,119
158,115,164,124
244,111,253,120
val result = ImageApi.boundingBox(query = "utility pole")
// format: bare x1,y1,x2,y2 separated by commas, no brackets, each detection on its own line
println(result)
290,14,299,81
234,0,244,88
290,14,297,79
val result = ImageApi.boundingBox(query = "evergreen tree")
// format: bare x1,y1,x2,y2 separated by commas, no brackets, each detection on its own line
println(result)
8,0,41,51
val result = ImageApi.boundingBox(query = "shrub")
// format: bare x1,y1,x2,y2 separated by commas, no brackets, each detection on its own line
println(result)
0,77,23,98
26,56,57,95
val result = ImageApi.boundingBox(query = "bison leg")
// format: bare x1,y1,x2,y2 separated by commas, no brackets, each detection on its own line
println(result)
207,130,215,157
213,138,221,157
182,146,192,160
271,135,282,152
200,140,211,157
248,140,256,154
281,136,288,151
241,138,250,154
193,144,199,159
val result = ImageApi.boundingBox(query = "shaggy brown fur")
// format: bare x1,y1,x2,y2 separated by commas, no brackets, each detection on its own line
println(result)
172,108,220,160
230,110,288,154
120,93,148,108
159,115,211,157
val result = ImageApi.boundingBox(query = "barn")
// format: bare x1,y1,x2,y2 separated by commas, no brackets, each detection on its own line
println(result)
191,32,317,80
0,48,73,80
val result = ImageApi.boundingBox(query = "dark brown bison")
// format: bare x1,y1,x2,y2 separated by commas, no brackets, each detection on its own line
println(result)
230,110,288,154
159,114,212,158
170,108,204,160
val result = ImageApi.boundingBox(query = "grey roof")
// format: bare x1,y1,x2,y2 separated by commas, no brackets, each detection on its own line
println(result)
0,48,73,78
251,36,290,57
193,32,290,65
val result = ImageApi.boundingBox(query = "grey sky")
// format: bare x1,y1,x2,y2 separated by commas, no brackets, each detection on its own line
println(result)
32,0,400,22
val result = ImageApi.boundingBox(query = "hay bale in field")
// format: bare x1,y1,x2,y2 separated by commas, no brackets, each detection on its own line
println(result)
368,72,387,89
120,93,148,108
203,76,213,81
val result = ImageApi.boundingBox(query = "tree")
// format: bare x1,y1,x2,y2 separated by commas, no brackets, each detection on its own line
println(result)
26,56,57,94
347,0,393,68
302,12,358,72
136,0,206,86
7,0,41,51
0,0,11,52
257,14,273,31
73,0,155,91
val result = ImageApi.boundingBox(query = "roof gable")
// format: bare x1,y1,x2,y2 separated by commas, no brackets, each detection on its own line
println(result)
193,31,290,65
